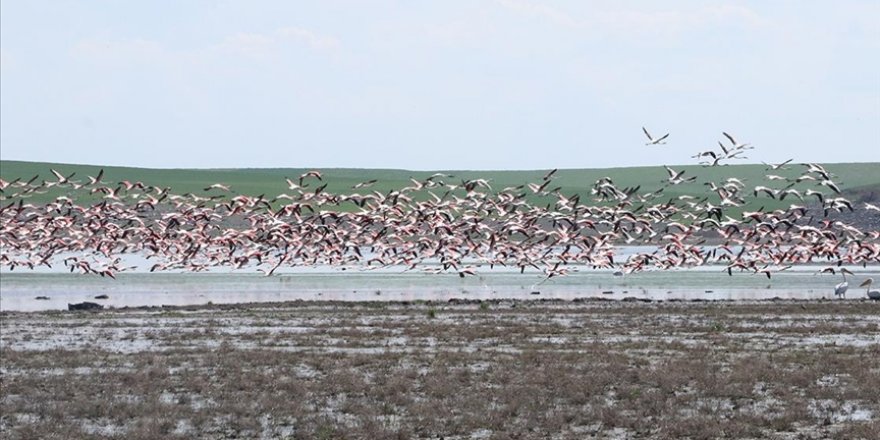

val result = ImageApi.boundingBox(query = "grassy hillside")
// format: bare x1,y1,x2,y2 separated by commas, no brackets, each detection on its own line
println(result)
2,160,878,213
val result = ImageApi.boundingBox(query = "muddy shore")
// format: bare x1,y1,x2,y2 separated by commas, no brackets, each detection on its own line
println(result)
2,299,879,439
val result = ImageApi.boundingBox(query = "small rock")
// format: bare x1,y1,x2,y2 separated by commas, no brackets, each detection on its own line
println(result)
94,294,109,300
68,302,103,311
530,291,541,295
34,296,50,300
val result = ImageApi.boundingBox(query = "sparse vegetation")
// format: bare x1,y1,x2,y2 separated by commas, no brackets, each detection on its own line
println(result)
2,300,879,439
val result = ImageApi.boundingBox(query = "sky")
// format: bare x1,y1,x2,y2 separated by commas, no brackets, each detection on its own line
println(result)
1,1,878,170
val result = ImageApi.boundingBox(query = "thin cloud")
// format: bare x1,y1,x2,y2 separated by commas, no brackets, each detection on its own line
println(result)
493,2,767,37
69,38,164,62
494,0,577,27
217,32,276,59
218,27,340,58
276,27,340,50
593,4,769,36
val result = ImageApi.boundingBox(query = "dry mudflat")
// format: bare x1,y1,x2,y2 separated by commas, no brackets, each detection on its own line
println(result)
1,299,879,439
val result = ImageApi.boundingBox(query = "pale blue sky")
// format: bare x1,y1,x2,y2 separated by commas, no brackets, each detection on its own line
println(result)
1,1,878,169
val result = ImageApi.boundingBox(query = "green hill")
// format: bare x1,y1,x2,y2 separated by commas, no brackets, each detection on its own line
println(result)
2,160,878,214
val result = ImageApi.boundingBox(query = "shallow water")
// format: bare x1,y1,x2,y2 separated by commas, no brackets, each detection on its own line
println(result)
2,266,878,312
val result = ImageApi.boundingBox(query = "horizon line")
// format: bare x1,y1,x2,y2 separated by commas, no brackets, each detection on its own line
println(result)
2,158,876,174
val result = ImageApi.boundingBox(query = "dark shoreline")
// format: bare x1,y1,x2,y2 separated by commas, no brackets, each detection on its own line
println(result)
3,295,880,316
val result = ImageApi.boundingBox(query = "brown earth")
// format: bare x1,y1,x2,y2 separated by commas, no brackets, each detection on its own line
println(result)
1,299,879,439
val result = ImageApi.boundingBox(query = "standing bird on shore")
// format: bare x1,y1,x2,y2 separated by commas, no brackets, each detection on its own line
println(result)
642,127,669,145
819,267,853,299
858,279,880,300
833,268,854,299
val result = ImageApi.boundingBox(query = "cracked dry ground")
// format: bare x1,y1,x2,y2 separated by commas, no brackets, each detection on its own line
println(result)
2,299,879,439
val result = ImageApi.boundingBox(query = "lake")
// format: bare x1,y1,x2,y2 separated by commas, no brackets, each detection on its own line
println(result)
2,265,877,312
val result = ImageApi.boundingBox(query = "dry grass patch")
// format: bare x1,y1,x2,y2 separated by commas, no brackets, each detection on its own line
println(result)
2,300,879,439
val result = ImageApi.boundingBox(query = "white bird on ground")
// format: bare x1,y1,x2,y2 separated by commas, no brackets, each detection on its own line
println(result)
858,278,880,300
642,127,669,145
834,268,853,299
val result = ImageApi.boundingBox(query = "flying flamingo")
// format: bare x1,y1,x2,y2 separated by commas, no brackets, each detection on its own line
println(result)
642,127,669,145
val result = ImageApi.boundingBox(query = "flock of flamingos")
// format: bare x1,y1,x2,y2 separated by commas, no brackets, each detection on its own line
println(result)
1,130,879,299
